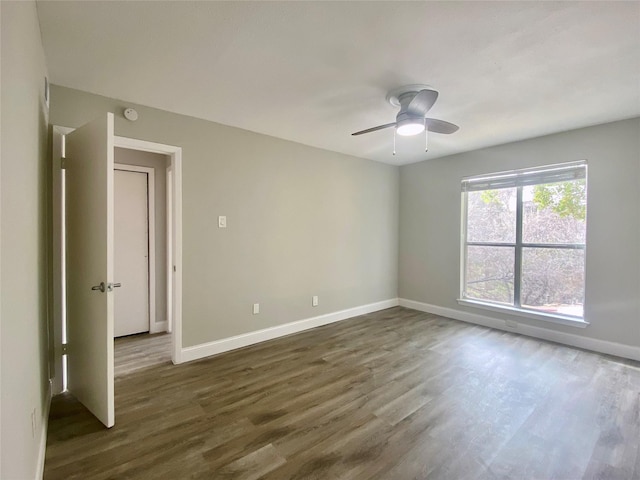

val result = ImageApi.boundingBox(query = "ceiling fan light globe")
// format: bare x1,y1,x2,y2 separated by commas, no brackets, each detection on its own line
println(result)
396,121,425,136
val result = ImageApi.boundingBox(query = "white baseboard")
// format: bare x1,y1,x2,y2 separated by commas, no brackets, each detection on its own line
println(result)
150,321,167,334
180,298,399,363
399,298,640,362
36,381,52,480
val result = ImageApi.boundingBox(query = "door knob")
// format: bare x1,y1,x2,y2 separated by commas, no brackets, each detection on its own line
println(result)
91,282,121,292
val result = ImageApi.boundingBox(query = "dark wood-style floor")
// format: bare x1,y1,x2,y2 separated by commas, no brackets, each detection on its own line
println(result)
44,307,640,479
114,331,171,378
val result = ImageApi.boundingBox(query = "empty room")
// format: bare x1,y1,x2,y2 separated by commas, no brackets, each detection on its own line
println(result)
1,1,640,479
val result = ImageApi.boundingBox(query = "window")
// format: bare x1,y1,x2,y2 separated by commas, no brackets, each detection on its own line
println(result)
460,162,587,323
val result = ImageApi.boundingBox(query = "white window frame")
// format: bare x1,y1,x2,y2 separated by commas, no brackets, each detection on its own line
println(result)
458,161,589,328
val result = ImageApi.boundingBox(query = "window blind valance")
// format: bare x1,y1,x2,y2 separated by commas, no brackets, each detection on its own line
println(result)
461,161,587,192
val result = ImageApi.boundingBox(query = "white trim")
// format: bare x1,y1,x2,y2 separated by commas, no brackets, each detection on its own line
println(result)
114,136,183,365
165,167,173,333
150,321,167,334
114,164,158,334
172,150,183,364
180,299,399,363
35,381,52,480
114,136,181,156
148,322,164,334
457,298,589,328
106,113,116,427
51,127,67,395
55,126,74,136
399,298,640,362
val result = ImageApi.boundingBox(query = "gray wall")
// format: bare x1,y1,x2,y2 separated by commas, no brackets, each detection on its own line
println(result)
115,148,169,328
399,118,640,348
1,1,51,478
51,86,399,347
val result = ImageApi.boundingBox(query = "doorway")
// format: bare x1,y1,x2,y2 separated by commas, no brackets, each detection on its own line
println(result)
113,151,173,376
51,125,183,398
114,150,170,337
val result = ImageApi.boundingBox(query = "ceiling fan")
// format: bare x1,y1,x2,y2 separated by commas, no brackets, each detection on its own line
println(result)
352,84,459,154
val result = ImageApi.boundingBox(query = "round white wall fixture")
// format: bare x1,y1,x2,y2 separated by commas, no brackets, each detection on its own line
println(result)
123,108,139,122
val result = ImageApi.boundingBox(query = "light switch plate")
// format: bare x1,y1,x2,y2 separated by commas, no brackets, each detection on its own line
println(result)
218,216,227,228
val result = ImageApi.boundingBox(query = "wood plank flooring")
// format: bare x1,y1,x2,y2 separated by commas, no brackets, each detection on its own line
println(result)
44,307,640,479
114,332,171,377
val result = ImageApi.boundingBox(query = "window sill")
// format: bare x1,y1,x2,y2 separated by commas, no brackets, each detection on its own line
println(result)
456,299,589,328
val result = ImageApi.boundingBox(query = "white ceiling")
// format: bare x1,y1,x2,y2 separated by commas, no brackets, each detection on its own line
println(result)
36,1,640,166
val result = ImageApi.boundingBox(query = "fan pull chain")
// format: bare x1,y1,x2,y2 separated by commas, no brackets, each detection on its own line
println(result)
425,126,429,153
392,129,396,156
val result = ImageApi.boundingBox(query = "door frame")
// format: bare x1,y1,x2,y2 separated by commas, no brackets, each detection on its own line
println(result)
166,166,173,334
114,164,161,335
51,127,184,394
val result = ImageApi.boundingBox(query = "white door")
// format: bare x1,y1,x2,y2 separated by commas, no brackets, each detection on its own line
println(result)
114,169,150,337
65,113,115,428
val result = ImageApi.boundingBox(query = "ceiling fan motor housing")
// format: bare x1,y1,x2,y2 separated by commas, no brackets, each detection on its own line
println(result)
394,87,435,133
397,91,421,111
395,91,429,135
396,111,425,125
386,84,435,107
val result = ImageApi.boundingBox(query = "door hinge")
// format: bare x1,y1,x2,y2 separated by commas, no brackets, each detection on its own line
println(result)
62,343,68,355
60,158,67,170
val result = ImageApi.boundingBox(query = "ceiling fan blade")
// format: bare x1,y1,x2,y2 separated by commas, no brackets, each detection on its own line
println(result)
407,89,438,116
351,122,397,136
425,118,459,134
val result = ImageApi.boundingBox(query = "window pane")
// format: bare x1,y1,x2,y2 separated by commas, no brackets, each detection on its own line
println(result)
521,247,585,317
466,188,516,243
522,180,586,244
465,245,514,305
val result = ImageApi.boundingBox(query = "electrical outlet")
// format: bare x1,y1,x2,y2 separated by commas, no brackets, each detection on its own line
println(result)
312,296,319,307
505,319,518,329
253,303,260,315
